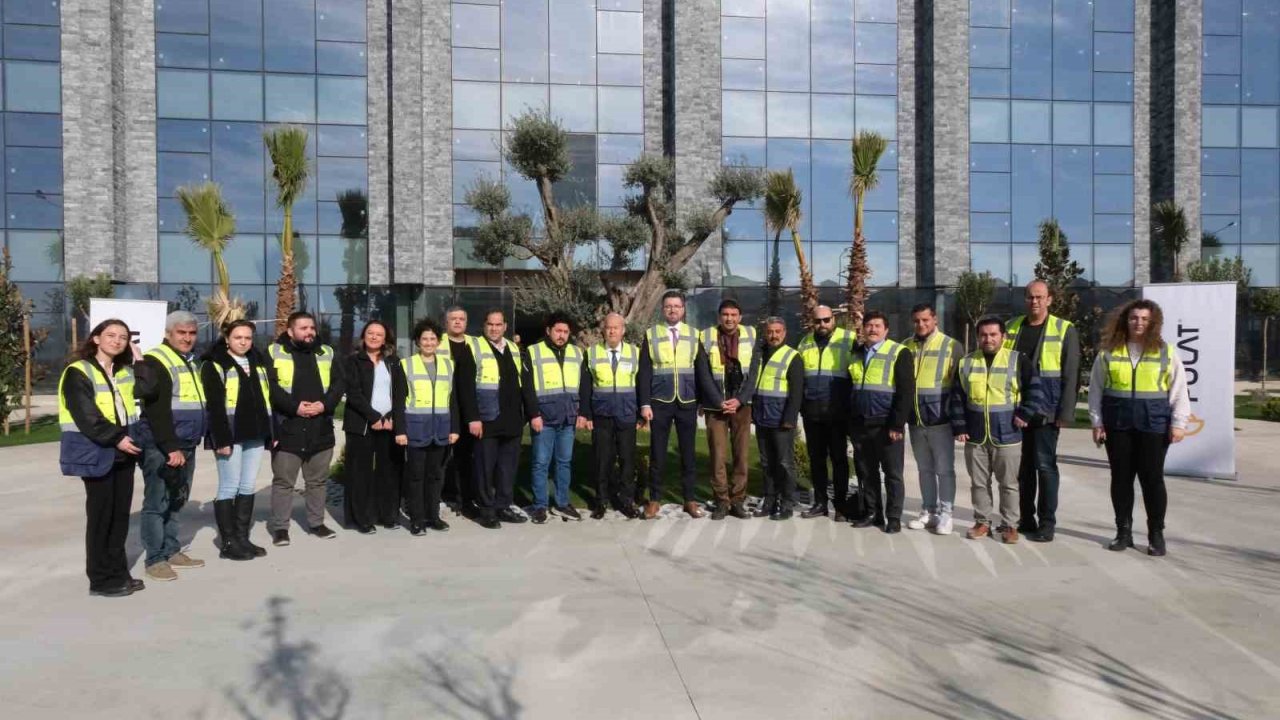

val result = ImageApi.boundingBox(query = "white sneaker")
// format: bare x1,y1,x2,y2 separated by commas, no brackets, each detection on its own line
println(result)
933,514,954,535
906,510,931,530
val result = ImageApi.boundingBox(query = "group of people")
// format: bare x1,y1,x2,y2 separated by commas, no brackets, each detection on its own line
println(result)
57,284,1190,598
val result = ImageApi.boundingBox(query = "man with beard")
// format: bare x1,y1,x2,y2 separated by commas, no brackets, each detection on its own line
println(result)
796,305,856,520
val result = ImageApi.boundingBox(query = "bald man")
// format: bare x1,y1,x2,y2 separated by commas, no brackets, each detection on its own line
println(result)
1003,280,1079,543
578,313,641,519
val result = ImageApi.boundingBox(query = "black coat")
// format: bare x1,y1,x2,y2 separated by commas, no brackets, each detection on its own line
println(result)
199,339,273,449
455,338,538,438
339,350,408,436
264,333,345,456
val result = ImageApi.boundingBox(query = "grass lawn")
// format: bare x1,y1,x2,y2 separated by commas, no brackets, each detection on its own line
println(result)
1233,394,1278,421
0,415,60,447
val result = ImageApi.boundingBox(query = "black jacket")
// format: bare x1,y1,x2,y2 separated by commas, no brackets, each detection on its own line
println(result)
757,343,805,428
62,359,131,461
199,339,272,449
848,344,916,432
264,333,345,456
339,350,408,436
455,338,538,438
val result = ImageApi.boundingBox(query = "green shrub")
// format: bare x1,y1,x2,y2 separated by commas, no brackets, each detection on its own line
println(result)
1261,398,1280,422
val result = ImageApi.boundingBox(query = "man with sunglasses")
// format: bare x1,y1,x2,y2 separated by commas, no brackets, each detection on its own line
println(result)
796,305,856,520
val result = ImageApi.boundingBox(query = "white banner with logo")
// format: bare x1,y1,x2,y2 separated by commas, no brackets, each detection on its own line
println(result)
1142,282,1236,479
89,298,170,357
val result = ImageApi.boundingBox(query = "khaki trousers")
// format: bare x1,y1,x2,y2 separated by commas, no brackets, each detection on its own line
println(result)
964,442,1021,527
705,406,752,504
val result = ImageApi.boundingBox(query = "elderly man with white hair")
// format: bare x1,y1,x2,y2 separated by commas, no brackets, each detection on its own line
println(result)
134,311,208,582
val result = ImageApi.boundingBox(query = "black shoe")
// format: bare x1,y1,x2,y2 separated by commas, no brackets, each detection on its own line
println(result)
272,529,291,546
770,505,794,521
357,525,377,535
427,519,450,532
477,516,502,530
591,505,607,520
728,503,749,519
90,584,133,598
801,503,828,519
310,524,337,539
215,499,254,561
850,515,877,528
530,507,549,524
1108,523,1135,552
753,499,775,518
234,494,267,557
885,518,902,534
1017,522,1039,536
127,578,145,592
381,522,399,531
1148,529,1166,557
710,505,728,521
1030,524,1055,543
618,504,640,520
497,508,528,524
409,524,427,537
555,504,582,521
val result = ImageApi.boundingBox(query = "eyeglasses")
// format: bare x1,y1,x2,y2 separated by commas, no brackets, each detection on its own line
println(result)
815,317,834,324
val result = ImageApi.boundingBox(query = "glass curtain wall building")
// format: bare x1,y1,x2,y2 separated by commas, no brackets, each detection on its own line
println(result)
22,0,1268,379
967,0,1136,288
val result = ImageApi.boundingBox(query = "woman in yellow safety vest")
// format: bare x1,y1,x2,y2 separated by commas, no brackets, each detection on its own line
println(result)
1089,299,1191,557
401,318,461,535
57,319,145,598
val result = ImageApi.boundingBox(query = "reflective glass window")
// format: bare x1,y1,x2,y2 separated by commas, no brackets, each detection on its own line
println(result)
551,84,596,133
723,241,767,285
970,28,1009,69
1093,32,1133,73
598,133,643,164
970,99,1009,143
1241,149,1280,244
1094,72,1134,102
970,143,1010,172
971,68,1010,98
157,32,209,69
4,25,58,61
812,0,855,93
1242,245,1280,286
855,95,895,138
1203,106,1240,147
722,17,766,59
597,86,642,133
503,83,548,125
264,0,317,73
722,136,766,166
1093,245,1134,285
970,0,1009,28
1203,75,1241,105
1093,104,1132,146
854,0,895,23
7,230,61,281
5,61,59,113
1052,102,1091,145
1011,145,1052,242
317,76,366,124
502,0,549,82
971,213,1011,244
1242,1,1280,105
723,91,766,137
317,42,366,76
265,75,316,123
598,54,643,86
856,64,896,95
1010,0,1051,99
1203,35,1242,76
155,0,209,34
597,11,642,55
971,172,1010,213
1202,175,1241,216
1241,107,1278,148
723,59,766,91
212,0,263,71
1204,0,1242,36
1093,214,1134,245
1093,147,1133,175
6,146,59,194
318,236,368,283
224,234,267,284
1011,244,1038,285
550,0,596,85
453,48,501,82
1201,148,1240,176
212,73,264,121
1093,175,1133,215
1096,0,1135,33
159,233,212,283
723,0,766,17
855,22,895,64
971,244,1010,282
453,81,501,129
158,120,211,153
6,114,60,147
767,0,810,92
453,3,500,48
317,0,367,42
1011,100,1050,144
1051,0,1090,100
810,94,853,139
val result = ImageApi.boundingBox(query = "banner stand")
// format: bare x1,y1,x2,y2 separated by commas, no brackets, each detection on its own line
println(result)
1142,282,1237,481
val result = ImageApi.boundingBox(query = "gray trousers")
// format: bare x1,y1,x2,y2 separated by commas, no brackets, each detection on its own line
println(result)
270,448,334,531
964,442,1020,527
909,423,957,515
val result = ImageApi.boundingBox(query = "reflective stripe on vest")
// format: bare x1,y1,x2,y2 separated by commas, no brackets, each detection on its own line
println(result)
904,331,960,426
58,361,137,477
797,327,854,401
528,342,582,397
1004,314,1072,413
958,348,1023,447
753,345,797,427
141,343,207,444
210,361,270,425
588,343,639,420
268,342,334,393
473,338,521,422
848,339,904,421
700,325,755,392
1100,342,1174,433
403,354,454,445
438,334,479,361
647,323,697,403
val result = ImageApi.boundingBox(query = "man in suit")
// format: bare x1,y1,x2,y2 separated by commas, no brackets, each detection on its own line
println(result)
751,317,804,520
637,290,722,519
456,309,539,529
848,310,915,533
578,312,641,519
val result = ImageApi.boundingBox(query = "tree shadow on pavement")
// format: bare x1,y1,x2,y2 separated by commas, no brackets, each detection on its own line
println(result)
402,640,522,720
223,596,352,720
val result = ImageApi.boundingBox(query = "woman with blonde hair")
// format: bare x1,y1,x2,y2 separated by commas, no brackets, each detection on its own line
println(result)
1088,299,1191,556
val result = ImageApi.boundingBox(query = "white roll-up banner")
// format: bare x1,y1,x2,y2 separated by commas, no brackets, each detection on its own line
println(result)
1142,282,1237,479
88,298,170,357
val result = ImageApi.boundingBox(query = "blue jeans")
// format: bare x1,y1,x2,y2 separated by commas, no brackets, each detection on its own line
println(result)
215,440,266,500
140,445,196,567
530,424,575,509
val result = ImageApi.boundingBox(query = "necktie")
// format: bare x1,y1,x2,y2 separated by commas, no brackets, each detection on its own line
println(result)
669,327,678,348
610,349,619,373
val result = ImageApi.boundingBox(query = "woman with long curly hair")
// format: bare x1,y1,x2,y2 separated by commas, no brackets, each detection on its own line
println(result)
1088,299,1191,556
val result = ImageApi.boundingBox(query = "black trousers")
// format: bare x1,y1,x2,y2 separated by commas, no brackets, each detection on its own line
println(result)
804,414,849,508
83,461,136,591
1018,423,1062,530
474,434,521,517
648,401,698,503
1104,429,1169,531
757,427,797,508
405,445,448,525
849,423,905,522
592,415,636,509
344,430,404,527
443,433,475,507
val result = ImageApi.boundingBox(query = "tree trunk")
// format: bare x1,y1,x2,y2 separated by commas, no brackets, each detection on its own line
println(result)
963,323,970,353
274,208,297,336
792,228,818,332
1264,317,1270,396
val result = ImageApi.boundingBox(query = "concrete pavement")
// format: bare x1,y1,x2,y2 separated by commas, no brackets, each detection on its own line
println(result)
1,424,1277,719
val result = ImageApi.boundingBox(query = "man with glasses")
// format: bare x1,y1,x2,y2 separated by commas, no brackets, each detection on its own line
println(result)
797,305,856,520
848,311,915,533
1004,280,1080,543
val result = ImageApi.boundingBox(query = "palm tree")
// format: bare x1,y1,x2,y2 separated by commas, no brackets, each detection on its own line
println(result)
176,181,244,328
1151,199,1189,281
764,169,818,330
847,130,888,330
264,126,311,335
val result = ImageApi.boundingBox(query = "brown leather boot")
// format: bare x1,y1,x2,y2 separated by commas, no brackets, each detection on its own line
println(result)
644,501,660,520
999,525,1019,544
683,502,705,519
965,522,990,540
